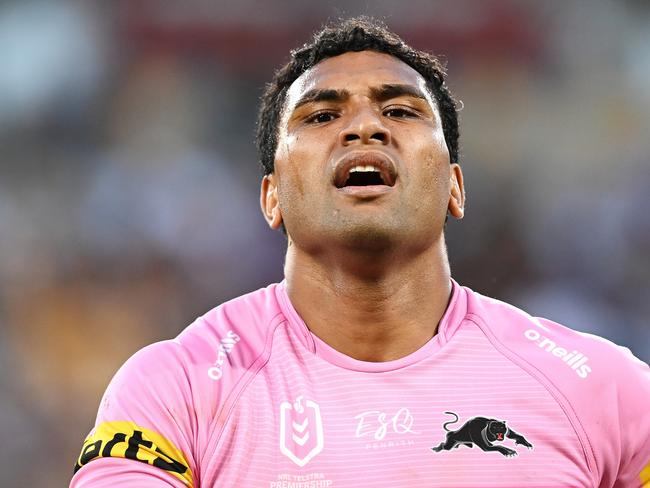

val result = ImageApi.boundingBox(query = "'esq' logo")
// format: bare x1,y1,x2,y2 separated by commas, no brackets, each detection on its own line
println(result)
524,329,592,378
354,407,419,441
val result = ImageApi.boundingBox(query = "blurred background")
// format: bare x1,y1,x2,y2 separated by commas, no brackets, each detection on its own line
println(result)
1,0,649,485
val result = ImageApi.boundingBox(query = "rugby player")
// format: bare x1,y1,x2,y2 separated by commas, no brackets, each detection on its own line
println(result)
71,17,650,487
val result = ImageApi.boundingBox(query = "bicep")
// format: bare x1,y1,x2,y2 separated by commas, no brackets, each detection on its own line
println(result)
71,457,190,488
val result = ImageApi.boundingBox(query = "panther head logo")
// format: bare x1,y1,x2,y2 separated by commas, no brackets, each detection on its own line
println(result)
431,411,533,458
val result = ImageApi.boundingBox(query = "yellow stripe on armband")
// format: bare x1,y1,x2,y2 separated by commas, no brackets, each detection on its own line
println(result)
640,458,650,487
74,421,193,487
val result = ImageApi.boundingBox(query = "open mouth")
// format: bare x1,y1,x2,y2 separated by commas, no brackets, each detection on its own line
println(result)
333,153,397,189
343,166,387,187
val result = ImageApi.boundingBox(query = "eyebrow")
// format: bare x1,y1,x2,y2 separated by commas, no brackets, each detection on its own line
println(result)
369,83,429,102
293,88,350,110
292,83,429,112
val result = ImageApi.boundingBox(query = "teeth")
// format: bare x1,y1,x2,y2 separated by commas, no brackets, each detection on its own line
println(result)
349,165,380,173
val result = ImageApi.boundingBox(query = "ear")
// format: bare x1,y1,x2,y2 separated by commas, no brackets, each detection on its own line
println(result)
447,163,465,220
260,173,283,230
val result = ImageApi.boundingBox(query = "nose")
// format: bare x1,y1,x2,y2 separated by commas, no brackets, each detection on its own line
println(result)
338,106,391,146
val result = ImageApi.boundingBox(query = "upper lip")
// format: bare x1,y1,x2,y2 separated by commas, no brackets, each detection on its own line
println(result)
332,151,398,188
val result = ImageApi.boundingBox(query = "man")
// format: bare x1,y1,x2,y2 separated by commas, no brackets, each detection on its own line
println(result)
71,17,650,487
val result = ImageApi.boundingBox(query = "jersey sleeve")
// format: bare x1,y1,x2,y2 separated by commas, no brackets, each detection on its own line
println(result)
604,340,650,488
466,290,650,487
532,320,650,488
70,341,198,487
70,285,282,488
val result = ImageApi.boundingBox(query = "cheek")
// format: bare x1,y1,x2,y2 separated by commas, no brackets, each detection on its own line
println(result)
413,147,452,215
426,134,451,184
278,128,335,196
402,124,449,167
276,134,327,208
276,134,305,197
420,147,450,189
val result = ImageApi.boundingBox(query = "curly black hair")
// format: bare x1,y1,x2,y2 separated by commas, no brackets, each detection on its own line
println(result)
255,16,460,175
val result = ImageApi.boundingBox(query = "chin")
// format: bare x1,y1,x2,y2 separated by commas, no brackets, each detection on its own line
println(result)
287,213,436,255
336,221,402,253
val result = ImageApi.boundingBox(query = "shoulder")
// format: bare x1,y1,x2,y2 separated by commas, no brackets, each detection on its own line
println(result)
174,282,287,379
462,286,648,387
462,285,650,486
105,282,286,412
74,283,287,484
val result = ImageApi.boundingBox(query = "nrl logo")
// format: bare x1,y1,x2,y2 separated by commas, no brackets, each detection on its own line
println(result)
279,396,324,467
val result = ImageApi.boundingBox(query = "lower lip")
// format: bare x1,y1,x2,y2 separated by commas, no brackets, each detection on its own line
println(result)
336,185,393,197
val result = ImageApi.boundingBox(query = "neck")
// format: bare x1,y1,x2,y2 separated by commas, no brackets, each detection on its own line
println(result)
284,237,452,362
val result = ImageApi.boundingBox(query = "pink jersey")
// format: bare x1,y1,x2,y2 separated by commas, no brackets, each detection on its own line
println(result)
71,281,650,487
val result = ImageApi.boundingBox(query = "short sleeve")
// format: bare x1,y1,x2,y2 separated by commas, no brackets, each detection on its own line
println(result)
612,349,650,488
71,342,197,487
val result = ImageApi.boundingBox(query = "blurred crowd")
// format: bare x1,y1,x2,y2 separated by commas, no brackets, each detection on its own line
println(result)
0,1,648,485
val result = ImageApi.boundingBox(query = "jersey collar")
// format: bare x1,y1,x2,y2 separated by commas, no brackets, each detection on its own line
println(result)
275,279,468,372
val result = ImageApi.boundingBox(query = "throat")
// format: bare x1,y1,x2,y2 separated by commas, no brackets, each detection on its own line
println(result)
283,245,454,362
313,316,437,362
285,272,452,362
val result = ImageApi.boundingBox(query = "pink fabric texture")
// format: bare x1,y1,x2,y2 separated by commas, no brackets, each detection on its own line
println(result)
71,281,650,487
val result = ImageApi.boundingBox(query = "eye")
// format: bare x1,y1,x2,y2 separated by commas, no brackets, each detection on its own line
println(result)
383,106,418,119
305,111,338,124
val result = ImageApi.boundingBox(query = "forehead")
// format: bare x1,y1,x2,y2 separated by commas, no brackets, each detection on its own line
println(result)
284,50,434,111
